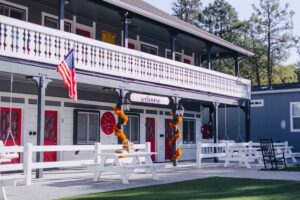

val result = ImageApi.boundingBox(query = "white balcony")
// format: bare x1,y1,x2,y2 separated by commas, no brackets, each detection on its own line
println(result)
0,16,251,99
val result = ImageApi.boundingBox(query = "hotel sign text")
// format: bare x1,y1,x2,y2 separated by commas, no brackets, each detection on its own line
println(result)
130,93,170,105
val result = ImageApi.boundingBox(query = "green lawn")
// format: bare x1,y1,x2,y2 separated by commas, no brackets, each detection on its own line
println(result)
282,164,300,172
64,177,300,200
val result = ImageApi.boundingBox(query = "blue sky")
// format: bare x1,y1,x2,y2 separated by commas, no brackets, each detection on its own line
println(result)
144,0,300,65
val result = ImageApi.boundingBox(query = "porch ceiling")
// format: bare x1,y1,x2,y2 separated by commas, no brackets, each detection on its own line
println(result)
101,0,254,57
31,0,247,59
0,59,247,106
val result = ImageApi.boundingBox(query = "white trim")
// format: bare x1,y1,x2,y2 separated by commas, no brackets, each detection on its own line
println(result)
73,16,96,39
128,38,139,50
165,49,194,65
165,48,181,60
41,12,73,30
0,0,28,21
127,37,159,55
252,88,300,95
121,30,124,47
140,41,159,56
251,99,264,107
290,102,300,132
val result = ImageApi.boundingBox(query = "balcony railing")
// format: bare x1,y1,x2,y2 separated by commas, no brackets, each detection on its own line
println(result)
0,16,251,99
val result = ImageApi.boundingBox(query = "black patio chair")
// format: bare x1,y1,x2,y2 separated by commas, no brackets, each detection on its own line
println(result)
260,138,286,170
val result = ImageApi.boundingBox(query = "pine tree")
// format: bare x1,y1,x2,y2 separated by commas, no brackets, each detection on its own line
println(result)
253,0,294,87
172,0,202,25
198,0,243,42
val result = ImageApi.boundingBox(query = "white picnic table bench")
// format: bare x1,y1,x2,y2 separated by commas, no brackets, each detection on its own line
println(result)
197,141,298,169
94,151,162,184
222,146,262,168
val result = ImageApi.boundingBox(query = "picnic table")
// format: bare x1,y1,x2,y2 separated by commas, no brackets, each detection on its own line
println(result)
94,151,161,184
223,146,262,168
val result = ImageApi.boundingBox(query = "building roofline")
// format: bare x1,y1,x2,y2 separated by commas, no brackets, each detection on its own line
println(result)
103,0,254,57
252,88,300,95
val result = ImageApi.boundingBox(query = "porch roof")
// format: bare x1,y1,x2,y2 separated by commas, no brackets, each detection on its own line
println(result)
103,0,254,57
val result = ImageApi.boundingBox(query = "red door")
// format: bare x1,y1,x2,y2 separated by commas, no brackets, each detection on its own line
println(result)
44,110,58,162
184,58,191,64
76,28,91,38
146,118,155,161
128,43,135,50
165,119,173,161
0,107,21,163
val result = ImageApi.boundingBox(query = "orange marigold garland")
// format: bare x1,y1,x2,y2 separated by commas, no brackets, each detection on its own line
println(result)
113,106,128,125
113,124,127,142
169,115,182,129
173,147,182,160
168,128,181,146
168,114,183,161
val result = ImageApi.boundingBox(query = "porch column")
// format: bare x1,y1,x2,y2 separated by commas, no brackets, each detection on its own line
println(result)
206,44,213,70
30,74,52,178
212,102,219,163
244,100,251,142
171,96,181,167
59,0,65,31
212,102,219,144
235,56,240,77
122,12,131,48
116,88,129,143
169,30,178,60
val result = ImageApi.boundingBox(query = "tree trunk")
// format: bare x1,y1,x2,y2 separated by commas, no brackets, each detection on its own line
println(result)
255,63,261,86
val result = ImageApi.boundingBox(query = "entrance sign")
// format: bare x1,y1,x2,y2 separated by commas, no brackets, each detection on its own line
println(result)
130,93,170,105
101,112,116,135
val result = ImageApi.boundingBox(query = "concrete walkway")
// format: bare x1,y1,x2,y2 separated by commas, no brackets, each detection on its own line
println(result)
5,162,300,200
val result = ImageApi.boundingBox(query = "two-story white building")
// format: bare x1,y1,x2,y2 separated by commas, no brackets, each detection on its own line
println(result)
0,0,253,163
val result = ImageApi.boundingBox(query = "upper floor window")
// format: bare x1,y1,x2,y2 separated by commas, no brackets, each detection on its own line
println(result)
74,110,100,144
42,12,72,32
0,2,27,21
290,103,300,132
166,49,194,65
183,119,196,144
166,51,182,62
124,115,140,143
141,43,158,56
44,16,72,32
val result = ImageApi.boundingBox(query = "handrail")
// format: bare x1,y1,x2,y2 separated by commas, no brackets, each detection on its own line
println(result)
0,15,251,99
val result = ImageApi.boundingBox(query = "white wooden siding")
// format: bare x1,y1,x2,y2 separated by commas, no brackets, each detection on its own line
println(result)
0,91,202,161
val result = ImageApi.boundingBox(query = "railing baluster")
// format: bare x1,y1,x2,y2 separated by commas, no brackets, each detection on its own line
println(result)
0,16,250,99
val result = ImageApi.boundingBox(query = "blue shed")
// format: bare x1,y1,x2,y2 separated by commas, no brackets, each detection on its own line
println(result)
250,83,300,152
217,83,300,152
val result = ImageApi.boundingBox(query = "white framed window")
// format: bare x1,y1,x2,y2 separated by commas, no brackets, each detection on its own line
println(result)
290,102,300,132
251,99,264,107
123,115,140,143
75,110,100,144
140,42,158,56
183,119,196,144
165,49,194,65
166,49,182,62
126,37,158,56
0,0,28,21
42,12,73,32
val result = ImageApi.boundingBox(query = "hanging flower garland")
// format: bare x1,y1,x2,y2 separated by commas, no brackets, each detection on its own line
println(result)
113,124,127,142
113,106,128,125
112,104,135,155
168,114,183,161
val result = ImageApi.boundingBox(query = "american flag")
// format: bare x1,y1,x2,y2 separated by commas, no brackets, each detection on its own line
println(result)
57,49,77,101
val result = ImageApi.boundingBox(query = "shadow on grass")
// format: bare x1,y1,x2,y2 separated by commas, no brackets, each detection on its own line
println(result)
281,164,300,172
63,177,300,200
